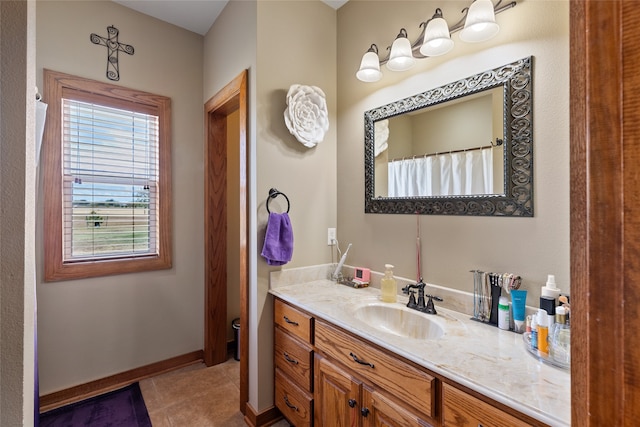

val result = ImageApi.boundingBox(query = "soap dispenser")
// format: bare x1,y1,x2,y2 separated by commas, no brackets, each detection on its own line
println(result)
380,264,397,303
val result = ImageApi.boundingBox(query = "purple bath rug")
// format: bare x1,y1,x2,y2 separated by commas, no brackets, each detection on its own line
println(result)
40,383,151,427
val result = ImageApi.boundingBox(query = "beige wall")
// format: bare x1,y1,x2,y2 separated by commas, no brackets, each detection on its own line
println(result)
256,0,337,410
203,0,260,407
337,1,570,304
205,0,337,411
0,1,37,424
35,1,204,394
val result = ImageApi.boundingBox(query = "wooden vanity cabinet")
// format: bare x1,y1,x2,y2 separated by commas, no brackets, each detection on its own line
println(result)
274,298,549,427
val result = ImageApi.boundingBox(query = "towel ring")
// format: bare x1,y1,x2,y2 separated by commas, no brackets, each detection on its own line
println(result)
266,188,290,214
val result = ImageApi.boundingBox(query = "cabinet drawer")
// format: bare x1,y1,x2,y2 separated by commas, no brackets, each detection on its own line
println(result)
275,299,313,344
442,383,531,427
315,320,436,420
275,368,313,427
275,327,313,392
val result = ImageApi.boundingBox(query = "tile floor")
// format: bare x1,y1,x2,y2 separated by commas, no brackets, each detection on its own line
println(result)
139,355,291,427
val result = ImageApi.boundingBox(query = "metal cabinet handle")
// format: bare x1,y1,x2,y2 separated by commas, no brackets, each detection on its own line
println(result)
283,352,299,364
283,395,298,411
361,407,370,417
348,398,357,408
349,352,375,368
283,316,299,326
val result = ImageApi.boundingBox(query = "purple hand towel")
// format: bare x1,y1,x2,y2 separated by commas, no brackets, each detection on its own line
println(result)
261,212,294,266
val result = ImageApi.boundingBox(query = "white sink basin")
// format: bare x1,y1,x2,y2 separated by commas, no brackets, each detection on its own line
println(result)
353,302,445,340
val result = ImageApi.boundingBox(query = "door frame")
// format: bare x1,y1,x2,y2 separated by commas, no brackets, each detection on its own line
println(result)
570,1,640,423
204,70,249,413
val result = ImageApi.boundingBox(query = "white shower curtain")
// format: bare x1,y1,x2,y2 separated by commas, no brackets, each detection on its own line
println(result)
388,148,493,197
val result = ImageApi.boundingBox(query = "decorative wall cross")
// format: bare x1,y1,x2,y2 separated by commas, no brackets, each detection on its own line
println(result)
90,25,134,81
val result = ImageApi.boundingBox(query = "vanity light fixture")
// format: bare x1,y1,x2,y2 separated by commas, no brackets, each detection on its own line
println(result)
356,0,517,82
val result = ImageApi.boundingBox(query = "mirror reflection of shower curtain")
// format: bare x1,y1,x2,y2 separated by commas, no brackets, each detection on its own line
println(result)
388,148,493,197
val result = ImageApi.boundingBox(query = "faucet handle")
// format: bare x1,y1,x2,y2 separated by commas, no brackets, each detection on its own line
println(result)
406,290,417,308
423,294,442,315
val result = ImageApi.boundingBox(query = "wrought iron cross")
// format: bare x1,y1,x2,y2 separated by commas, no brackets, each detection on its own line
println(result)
90,25,134,81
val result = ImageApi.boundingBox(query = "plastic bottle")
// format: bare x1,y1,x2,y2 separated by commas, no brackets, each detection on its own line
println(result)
380,264,397,303
541,274,561,303
498,296,510,330
537,309,549,354
531,315,538,350
551,306,571,364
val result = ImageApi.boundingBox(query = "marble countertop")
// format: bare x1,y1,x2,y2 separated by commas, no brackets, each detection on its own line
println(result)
269,279,570,427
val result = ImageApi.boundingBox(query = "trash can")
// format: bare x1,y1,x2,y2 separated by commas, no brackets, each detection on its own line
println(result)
232,318,240,361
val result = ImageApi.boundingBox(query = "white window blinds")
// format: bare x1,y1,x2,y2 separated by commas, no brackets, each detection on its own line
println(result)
62,98,159,261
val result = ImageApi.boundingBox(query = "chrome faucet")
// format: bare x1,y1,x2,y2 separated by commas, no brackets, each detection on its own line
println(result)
402,279,442,315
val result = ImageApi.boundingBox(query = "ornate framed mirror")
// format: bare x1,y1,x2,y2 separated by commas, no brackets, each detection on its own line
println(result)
364,56,533,216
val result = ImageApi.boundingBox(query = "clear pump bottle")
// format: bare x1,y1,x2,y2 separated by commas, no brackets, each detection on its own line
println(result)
380,264,397,303
550,306,571,364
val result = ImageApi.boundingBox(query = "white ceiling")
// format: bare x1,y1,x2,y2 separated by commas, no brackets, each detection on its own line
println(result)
112,0,348,36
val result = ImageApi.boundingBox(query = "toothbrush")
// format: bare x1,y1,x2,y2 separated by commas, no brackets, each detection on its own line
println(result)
332,243,352,280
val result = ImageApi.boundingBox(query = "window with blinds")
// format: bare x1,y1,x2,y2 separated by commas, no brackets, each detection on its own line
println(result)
43,69,172,281
62,99,159,261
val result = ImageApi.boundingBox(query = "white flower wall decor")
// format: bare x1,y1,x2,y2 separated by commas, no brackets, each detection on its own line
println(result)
283,84,329,148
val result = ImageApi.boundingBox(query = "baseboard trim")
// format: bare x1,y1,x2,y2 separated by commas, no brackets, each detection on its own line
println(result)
39,350,204,413
244,402,283,427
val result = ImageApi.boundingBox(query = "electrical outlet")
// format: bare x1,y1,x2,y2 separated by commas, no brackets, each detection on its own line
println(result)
327,228,337,245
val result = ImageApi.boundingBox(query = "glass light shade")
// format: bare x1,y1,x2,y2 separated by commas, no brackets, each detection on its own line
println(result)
386,33,415,72
419,17,454,57
459,0,500,43
356,50,382,82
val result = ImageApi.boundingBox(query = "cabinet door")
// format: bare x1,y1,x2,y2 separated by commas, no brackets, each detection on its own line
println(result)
315,355,362,427
362,387,436,427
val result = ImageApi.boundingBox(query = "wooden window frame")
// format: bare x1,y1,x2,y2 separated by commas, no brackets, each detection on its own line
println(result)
43,69,172,281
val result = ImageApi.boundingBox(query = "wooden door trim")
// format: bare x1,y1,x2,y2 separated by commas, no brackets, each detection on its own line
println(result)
204,70,248,413
570,1,634,424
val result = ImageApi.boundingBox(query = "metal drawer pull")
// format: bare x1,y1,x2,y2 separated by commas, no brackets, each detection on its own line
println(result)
348,399,357,408
361,407,370,417
283,316,299,326
283,352,299,364
349,352,375,368
283,395,298,411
